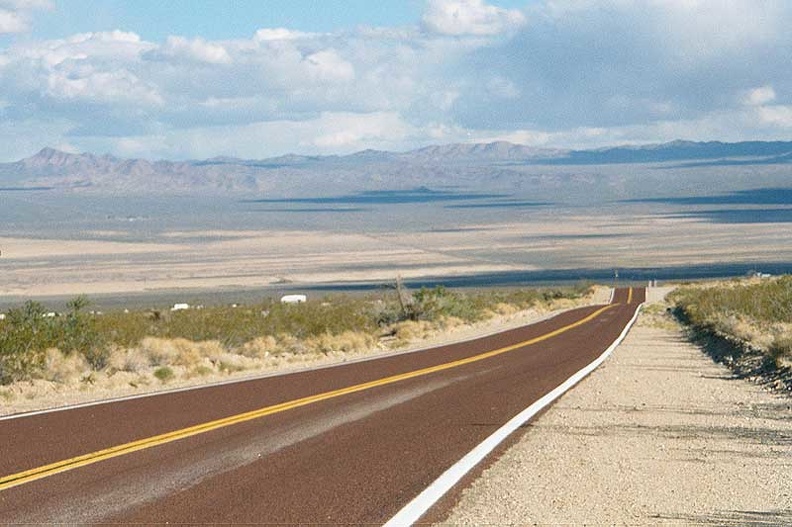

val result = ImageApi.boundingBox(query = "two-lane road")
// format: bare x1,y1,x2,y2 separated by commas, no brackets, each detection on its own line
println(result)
0,287,644,524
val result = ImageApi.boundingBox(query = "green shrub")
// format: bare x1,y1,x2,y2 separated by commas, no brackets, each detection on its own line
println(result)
0,301,54,384
153,366,174,382
671,276,792,327
671,275,792,368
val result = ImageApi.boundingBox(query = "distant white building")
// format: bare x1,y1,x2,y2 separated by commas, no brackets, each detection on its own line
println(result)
170,303,190,311
280,294,307,304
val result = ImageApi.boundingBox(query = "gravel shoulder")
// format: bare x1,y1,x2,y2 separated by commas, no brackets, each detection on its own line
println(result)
440,293,792,525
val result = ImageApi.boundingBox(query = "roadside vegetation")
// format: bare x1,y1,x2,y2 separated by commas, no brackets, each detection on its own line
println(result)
0,285,592,397
670,275,792,390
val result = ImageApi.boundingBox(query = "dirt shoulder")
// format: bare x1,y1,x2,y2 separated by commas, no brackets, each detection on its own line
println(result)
440,293,792,525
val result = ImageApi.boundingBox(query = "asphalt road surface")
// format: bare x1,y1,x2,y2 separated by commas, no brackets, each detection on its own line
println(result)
0,287,644,524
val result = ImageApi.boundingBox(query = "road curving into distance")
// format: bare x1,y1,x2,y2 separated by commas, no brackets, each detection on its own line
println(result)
0,287,645,524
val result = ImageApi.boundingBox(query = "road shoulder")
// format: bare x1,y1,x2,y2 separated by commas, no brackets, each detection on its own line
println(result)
440,303,792,524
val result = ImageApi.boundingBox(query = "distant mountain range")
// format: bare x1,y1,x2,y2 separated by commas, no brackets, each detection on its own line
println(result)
1,140,790,194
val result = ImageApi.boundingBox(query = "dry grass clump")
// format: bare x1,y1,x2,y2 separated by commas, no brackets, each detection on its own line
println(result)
106,347,150,373
490,303,520,316
240,335,279,358
305,331,376,356
42,348,90,384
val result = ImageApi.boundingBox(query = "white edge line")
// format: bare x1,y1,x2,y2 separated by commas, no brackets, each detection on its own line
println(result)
0,303,603,422
607,287,615,304
384,301,644,527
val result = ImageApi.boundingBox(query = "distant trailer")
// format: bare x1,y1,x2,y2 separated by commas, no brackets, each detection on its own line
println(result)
280,294,307,304
170,303,190,311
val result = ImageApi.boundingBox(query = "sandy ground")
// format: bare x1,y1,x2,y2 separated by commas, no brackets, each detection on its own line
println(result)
440,291,792,525
1,210,790,298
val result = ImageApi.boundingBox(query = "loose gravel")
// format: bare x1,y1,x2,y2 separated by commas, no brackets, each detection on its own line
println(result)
441,303,792,525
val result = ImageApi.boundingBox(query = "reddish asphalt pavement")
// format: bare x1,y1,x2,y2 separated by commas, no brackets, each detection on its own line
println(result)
0,287,644,524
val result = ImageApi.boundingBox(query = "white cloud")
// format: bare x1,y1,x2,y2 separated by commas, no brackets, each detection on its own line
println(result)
254,28,315,42
303,49,354,82
310,111,409,148
744,85,776,106
13,30,153,67
423,0,526,36
0,8,26,33
45,67,163,105
757,105,792,127
0,0,50,34
156,36,232,64
90,111,415,160
545,0,785,64
1,1,792,161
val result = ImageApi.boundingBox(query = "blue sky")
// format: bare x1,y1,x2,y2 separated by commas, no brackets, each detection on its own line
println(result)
29,1,436,41
0,0,790,161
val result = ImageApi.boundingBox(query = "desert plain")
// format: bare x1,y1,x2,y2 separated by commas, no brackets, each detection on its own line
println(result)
1,207,790,306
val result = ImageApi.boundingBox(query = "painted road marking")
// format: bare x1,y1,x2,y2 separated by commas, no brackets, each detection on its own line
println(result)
385,301,643,526
0,305,614,492
627,287,633,304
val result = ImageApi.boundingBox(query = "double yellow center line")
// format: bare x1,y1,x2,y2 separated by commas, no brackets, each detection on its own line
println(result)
1,304,615,492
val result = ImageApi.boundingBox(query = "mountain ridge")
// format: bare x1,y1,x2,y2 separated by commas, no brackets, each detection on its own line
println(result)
2,139,791,193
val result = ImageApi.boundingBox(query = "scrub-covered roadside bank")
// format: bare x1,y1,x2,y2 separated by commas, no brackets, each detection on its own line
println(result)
0,285,603,416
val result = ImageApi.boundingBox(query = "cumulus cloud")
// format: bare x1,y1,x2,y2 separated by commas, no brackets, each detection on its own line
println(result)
45,67,163,105
0,8,27,33
303,49,354,82
423,0,526,36
1,0,791,161
0,0,50,33
153,36,232,64
744,85,777,106
757,105,792,127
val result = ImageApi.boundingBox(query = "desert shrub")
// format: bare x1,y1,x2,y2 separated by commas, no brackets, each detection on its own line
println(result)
57,296,104,357
409,286,479,322
671,276,792,328
1,285,592,386
0,301,55,384
153,366,174,382
671,275,792,367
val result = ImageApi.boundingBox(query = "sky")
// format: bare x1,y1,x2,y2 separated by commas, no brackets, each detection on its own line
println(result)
0,0,790,161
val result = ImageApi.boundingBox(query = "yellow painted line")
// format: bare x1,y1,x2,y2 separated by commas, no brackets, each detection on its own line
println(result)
626,287,633,304
0,304,614,492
